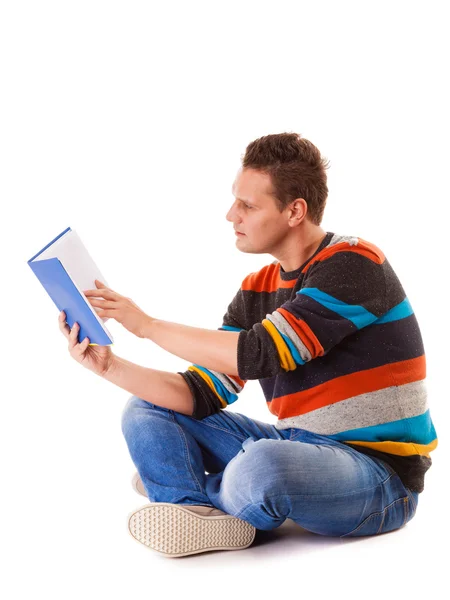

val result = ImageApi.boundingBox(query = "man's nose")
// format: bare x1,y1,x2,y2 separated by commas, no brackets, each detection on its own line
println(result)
226,201,238,222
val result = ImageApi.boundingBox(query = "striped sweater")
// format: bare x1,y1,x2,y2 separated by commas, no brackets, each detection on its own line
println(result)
178,232,438,493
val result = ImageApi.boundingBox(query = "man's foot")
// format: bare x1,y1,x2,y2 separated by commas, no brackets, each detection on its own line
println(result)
131,472,147,498
127,502,256,557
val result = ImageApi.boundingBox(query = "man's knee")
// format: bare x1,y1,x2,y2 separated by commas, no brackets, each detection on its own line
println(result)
227,438,334,499
120,395,174,438
120,395,156,435
222,438,287,501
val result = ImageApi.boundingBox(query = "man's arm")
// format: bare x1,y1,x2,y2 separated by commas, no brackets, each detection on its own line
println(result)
142,319,240,376
167,282,250,420
102,356,194,416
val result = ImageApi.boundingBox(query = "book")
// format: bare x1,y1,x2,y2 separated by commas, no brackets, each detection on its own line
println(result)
28,227,114,346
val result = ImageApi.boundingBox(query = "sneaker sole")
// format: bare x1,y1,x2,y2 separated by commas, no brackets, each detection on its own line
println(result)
128,502,256,558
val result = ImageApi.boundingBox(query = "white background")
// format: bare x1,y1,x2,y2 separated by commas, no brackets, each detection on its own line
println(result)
1,0,448,597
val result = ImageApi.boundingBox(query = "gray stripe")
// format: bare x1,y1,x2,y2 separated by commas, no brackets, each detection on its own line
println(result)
275,379,428,434
208,369,244,395
328,233,359,248
265,310,312,362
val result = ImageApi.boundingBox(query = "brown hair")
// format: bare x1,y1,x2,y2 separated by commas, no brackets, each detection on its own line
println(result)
241,132,330,226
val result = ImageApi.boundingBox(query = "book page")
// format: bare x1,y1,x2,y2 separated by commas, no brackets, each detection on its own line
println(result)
34,228,111,323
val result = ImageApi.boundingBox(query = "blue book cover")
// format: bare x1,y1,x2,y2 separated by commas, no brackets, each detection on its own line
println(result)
27,227,114,346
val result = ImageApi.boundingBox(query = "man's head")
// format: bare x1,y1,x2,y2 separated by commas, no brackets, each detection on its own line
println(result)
226,132,330,258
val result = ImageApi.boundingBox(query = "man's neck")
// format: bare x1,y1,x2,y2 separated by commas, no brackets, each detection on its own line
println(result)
278,228,327,272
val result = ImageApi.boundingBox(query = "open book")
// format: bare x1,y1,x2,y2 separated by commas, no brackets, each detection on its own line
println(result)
28,227,114,346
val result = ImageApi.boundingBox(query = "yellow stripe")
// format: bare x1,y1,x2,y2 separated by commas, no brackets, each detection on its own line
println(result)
345,437,438,457
188,366,228,408
262,319,296,371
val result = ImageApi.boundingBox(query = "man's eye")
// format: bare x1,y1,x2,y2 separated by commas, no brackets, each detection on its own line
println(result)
244,204,252,209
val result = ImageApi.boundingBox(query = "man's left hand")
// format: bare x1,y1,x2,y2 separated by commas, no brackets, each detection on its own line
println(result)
83,280,153,339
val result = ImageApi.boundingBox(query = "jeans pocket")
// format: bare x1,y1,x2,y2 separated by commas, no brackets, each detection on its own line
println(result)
340,495,410,537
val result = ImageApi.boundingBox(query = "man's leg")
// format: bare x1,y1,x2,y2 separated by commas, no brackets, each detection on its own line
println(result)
206,431,419,536
120,395,291,508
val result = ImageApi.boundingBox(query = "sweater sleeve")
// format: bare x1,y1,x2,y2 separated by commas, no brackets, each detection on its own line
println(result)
237,249,388,380
177,285,249,420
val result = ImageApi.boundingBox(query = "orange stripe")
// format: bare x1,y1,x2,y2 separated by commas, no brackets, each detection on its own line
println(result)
188,366,228,408
270,355,426,419
346,438,437,458
301,238,385,274
277,307,325,359
228,374,247,387
241,263,294,293
188,368,245,403
241,239,385,292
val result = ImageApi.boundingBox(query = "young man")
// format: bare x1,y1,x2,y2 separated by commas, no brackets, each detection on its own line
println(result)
68,133,438,558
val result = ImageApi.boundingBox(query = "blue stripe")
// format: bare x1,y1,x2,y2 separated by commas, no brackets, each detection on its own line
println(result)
298,288,379,329
375,297,414,324
220,325,244,332
278,330,306,365
192,364,238,405
328,410,437,446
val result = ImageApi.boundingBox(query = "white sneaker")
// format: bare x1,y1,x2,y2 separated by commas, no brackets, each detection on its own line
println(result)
127,502,256,558
131,472,147,498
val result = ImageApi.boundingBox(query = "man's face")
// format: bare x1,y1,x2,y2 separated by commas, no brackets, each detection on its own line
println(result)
226,167,291,255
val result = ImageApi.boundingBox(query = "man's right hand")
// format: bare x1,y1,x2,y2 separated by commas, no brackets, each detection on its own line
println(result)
58,310,115,377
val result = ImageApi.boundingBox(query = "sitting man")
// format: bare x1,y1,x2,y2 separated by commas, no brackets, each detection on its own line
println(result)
119,132,437,557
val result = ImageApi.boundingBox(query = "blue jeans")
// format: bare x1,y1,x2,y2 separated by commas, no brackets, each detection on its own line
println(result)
121,395,419,537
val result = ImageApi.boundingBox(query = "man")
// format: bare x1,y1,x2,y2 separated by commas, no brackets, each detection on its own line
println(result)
61,132,438,558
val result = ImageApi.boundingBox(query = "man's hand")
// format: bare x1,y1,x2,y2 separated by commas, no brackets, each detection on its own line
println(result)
58,310,115,376
83,280,154,339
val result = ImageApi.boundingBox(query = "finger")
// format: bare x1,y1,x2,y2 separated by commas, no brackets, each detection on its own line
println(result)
69,322,79,350
76,336,90,356
84,288,115,299
87,298,116,309
60,323,70,339
95,280,109,289
59,311,70,339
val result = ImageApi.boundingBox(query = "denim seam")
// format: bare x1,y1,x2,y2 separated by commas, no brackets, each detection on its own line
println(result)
377,511,386,533
406,488,417,512
341,496,408,537
403,497,409,525
172,419,203,493
234,493,409,534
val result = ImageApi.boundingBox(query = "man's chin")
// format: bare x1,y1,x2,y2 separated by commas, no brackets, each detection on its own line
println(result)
236,239,259,254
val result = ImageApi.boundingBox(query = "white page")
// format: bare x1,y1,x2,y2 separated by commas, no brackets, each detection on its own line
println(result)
33,228,113,331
